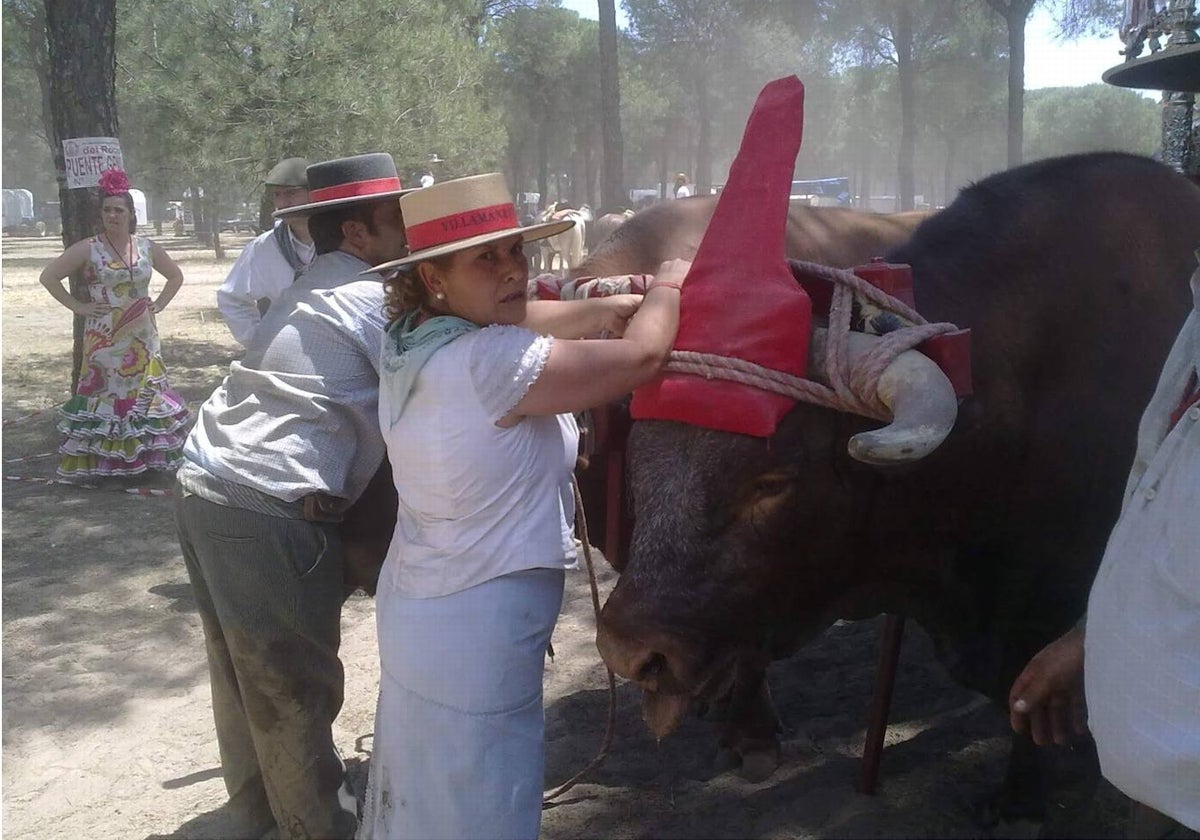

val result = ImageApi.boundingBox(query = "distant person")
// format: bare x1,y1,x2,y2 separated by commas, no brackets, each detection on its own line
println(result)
673,172,693,199
175,153,411,840
216,157,316,347
37,167,190,484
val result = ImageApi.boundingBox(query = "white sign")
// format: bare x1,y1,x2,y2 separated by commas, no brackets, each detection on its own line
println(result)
62,137,124,189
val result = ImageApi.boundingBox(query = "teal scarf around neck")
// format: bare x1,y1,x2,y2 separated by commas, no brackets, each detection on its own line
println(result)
380,309,478,426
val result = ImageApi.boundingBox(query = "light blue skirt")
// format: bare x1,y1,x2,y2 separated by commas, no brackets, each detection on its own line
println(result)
360,567,564,840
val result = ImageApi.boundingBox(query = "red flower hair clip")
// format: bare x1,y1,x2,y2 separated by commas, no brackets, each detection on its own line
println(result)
99,168,131,196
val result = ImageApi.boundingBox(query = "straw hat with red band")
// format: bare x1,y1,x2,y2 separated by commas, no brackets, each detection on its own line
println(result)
368,173,573,272
273,152,417,218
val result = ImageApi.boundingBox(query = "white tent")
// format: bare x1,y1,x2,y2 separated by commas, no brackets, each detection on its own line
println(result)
128,188,149,228
3,188,35,231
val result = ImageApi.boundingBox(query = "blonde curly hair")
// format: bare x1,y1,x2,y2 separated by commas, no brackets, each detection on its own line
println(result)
382,254,453,324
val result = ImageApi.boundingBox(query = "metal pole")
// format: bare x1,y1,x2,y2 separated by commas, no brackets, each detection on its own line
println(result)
1161,0,1199,174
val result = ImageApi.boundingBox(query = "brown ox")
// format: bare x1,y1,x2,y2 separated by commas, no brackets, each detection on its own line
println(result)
591,153,1200,829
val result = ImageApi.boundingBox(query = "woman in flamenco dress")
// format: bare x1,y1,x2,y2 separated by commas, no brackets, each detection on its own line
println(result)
38,168,192,482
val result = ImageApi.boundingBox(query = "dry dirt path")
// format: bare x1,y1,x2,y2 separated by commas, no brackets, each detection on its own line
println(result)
2,234,1128,839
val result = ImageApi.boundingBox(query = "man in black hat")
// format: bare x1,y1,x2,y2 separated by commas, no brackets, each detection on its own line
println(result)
217,157,317,347
175,153,411,840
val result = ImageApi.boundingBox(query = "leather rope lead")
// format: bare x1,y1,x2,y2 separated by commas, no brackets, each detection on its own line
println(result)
542,476,618,806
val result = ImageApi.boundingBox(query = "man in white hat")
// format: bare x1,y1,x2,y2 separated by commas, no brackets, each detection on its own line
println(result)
217,156,318,346
175,153,412,840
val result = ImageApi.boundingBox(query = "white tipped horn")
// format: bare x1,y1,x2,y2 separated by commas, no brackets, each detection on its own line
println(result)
809,329,958,465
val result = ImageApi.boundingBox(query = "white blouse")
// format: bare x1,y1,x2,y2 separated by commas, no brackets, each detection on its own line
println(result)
378,325,579,599
1086,307,1200,829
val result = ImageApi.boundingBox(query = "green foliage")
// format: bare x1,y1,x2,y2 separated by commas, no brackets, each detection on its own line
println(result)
116,0,505,210
1025,84,1160,159
1047,0,1123,39
0,0,1169,221
2,0,57,198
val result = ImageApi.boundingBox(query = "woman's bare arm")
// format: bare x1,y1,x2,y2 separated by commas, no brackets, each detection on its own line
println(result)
503,259,690,420
149,240,184,312
520,295,643,339
38,240,103,316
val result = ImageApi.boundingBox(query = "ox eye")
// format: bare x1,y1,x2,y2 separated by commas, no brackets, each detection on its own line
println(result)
750,471,796,498
730,470,798,532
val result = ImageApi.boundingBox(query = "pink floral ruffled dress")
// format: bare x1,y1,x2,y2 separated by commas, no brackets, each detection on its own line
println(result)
57,235,191,479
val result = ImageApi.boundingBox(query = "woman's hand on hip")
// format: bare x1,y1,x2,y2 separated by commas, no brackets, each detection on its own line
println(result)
73,301,112,317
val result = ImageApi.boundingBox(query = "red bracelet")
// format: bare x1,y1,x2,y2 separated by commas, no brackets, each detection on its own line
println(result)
649,280,682,291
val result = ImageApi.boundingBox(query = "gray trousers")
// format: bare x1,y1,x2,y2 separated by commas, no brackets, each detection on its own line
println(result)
176,491,358,840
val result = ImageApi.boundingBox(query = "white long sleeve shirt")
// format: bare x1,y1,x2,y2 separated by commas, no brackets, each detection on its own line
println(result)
1085,270,1200,830
216,223,316,347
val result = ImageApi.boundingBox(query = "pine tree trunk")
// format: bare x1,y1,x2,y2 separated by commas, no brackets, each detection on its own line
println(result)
44,0,119,392
943,137,958,208
1005,8,1028,167
598,0,625,213
259,190,274,234
658,124,670,201
986,0,1035,168
209,193,225,260
695,68,712,195
894,2,916,211
537,123,549,212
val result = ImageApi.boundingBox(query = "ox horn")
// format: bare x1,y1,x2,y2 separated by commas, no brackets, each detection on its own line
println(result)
808,328,958,465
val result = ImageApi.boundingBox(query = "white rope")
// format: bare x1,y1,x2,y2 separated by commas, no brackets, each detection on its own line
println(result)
664,261,959,421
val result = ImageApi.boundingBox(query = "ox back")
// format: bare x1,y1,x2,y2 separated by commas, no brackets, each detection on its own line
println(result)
578,196,931,280
880,152,1197,696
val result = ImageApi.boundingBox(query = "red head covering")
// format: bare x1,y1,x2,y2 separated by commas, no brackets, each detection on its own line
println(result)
98,168,131,196
630,75,812,437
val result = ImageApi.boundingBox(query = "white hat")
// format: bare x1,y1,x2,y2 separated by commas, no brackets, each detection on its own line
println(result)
369,173,572,272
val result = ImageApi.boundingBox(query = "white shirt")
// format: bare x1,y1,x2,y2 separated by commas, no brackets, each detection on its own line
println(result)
184,251,387,504
217,223,316,347
674,184,693,199
378,325,579,599
1085,277,1200,829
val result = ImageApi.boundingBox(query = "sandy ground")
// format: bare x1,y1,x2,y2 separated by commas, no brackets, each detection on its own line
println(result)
1,233,1131,839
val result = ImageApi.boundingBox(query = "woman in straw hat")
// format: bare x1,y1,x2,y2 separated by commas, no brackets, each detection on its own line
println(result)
358,173,690,839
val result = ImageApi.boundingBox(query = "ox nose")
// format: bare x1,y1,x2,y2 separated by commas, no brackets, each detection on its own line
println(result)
596,626,672,692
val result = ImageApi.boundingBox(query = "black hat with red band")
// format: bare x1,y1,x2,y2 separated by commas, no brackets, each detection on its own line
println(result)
274,153,417,218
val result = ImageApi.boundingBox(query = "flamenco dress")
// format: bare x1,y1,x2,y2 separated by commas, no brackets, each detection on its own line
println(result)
56,235,191,480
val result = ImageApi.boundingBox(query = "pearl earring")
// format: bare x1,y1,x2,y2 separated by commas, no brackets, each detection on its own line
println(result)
435,292,445,300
